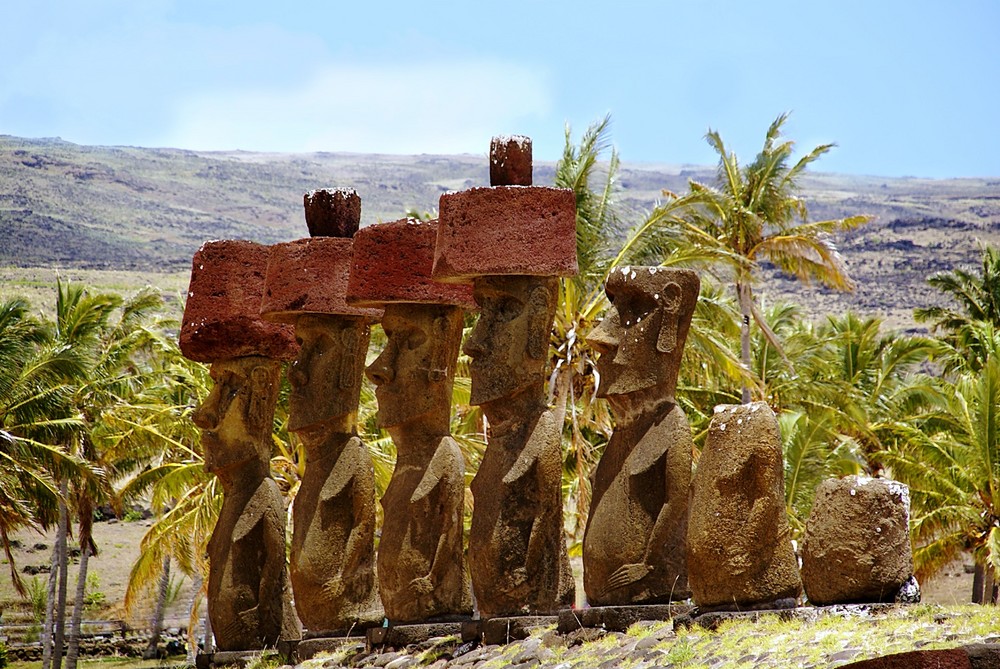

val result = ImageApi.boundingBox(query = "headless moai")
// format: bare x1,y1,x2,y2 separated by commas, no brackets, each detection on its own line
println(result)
583,267,699,605
260,189,384,633
180,240,299,650
347,217,475,622
432,136,577,617
687,402,802,610
801,476,915,605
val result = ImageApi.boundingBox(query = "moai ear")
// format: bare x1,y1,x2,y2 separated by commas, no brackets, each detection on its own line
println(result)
527,285,551,361
656,282,683,354
248,366,273,432
339,327,359,389
428,315,450,383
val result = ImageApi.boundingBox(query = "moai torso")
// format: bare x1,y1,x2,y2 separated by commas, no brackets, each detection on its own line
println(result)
582,267,699,605
687,402,802,609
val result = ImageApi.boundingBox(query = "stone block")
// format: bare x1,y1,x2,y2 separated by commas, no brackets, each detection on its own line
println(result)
801,476,914,605
303,188,361,238
347,218,475,308
480,616,557,645
180,240,298,363
840,648,971,668
432,186,578,282
260,237,382,323
556,604,694,633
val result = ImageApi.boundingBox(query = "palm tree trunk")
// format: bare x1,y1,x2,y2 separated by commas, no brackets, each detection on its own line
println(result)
737,281,753,404
973,561,985,604
143,557,171,659
64,543,90,669
52,481,70,669
41,486,67,669
186,573,204,665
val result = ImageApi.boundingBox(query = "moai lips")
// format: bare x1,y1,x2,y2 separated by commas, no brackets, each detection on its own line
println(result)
180,240,298,363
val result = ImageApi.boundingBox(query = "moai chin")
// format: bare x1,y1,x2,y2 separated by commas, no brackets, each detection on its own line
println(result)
687,401,803,610
347,217,475,623
582,266,699,606
180,239,299,651
260,190,385,634
432,136,577,617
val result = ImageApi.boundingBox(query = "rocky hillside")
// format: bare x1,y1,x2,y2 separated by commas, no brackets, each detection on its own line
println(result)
2,135,998,329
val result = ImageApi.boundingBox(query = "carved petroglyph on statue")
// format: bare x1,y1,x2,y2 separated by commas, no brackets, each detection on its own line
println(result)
347,218,474,622
687,401,803,610
433,136,577,617
260,191,384,632
180,240,298,650
583,267,699,605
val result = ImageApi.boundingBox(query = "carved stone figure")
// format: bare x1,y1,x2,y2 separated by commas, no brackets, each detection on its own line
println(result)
801,476,915,605
432,136,578,617
582,266,699,605
347,217,474,623
260,191,384,633
180,240,299,651
687,402,803,610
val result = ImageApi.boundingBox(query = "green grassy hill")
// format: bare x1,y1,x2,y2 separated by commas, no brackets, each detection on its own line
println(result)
2,135,998,328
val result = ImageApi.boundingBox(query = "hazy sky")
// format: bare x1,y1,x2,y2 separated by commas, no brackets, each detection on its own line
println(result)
3,1,998,178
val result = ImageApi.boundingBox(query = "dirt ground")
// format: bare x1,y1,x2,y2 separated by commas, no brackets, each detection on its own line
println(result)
0,517,976,627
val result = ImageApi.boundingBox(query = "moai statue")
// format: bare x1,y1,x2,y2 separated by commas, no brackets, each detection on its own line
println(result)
432,135,577,618
260,189,384,634
179,240,299,651
346,217,475,623
687,402,803,610
582,266,699,606
801,476,916,605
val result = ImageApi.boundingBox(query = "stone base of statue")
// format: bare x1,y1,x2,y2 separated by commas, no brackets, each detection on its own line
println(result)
557,603,696,634
478,616,560,645
365,618,476,651
195,648,290,669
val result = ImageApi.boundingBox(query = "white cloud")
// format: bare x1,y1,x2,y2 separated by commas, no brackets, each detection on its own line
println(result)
157,60,552,154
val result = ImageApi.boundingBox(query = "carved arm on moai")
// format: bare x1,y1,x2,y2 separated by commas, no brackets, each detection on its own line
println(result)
180,240,300,650
582,267,700,605
347,216,475,623
260,188,384,633
431,136,577,617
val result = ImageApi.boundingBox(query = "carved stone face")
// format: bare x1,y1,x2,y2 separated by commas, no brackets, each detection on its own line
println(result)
463,275,558,407
287,314,370,433
587,268,699,402
366,304,463,429
193,356,281,474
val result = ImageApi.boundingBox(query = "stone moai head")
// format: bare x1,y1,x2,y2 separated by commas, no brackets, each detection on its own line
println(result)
432,135,577,409
587,267,700,403
179,240,298,477
347,217,475,429
260,189,382,435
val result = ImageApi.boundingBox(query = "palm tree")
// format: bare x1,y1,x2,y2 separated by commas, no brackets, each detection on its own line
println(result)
674,113,869,402
916,243,1000,372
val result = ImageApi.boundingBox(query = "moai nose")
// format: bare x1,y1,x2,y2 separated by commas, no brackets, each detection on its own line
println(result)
192,401,217,430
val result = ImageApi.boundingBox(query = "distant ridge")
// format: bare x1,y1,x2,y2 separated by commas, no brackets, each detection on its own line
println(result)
2,135,998,329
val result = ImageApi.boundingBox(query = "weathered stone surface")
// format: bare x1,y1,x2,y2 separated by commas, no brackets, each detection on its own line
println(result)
180,240,298,363
261,238,381,323
347,218,474,308
432,186,577,282
801,476,914,605
687,402,802,609
286,315,383,632
583,267,699,605
366,304,472,622
481,617,558,645
193,357,298,651
303,188,361,238
490,135,532,187
557,604,694,633
840,648,972,668
464,275,574,617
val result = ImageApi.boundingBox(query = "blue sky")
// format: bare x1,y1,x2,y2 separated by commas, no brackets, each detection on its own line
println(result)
3,0,998,178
